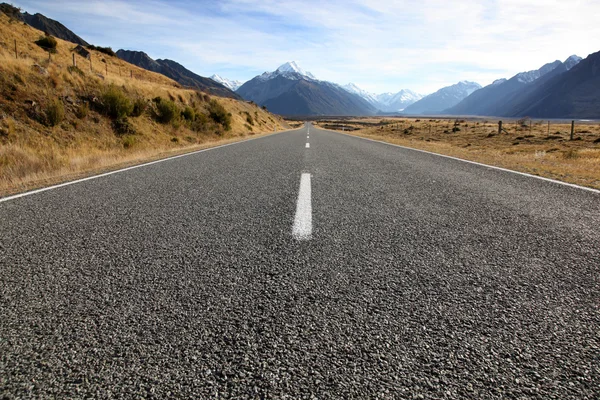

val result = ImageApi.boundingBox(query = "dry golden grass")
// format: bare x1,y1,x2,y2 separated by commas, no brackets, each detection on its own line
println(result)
312,117,600,190
0,13,288,196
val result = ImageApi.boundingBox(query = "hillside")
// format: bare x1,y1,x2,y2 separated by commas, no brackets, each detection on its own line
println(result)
0,3,88,45
446,57,582,117
504,51,600,118
0,13,287,194
237,62,376,116
116,49,242,100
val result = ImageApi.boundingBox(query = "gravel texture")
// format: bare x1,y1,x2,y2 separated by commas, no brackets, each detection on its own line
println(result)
1,123,599,398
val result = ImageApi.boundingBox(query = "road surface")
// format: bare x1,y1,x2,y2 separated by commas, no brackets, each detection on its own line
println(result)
1,123,599,398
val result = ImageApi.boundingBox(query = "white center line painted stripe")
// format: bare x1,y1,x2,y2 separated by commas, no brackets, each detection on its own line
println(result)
292,173,312,240
306,143,310,148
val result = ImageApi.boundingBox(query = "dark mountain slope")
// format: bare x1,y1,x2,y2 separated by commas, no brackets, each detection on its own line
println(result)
116,50,241,100
0,3,88,45
236,62,376,116
507,51,600,118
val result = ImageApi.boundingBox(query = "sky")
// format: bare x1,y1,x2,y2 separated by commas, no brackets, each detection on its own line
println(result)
11,0,600,95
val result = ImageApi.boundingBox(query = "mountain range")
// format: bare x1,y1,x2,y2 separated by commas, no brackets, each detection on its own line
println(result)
445,55,583,117
402,81,482,115
2,2,599,118
116,50,241,100
236,62,377,116
342,84,424,112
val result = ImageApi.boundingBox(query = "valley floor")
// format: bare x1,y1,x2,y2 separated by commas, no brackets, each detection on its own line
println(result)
311,117,600,190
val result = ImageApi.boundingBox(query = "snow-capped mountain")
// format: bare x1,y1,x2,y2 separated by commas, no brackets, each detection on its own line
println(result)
209,74,244,91
236,62,376,116
375,90,424,112
256,61,317,82
342,83,380,105
515,60,563,84
446,55,583,117
564,55,583,70
341,84,424,112
402,81,482,115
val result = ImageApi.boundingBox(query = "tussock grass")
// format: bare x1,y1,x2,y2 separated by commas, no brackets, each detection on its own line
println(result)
312,117,600,190
0,13,288,195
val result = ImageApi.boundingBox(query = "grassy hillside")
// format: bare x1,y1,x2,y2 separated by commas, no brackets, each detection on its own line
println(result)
313,117,600,189
0,13,287,195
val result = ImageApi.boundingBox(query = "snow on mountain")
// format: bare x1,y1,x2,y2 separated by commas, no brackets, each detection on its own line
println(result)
516,60,563,84
257,61,317,82
209,74,243,91
342,83,380,105
564,55,582,70
492,78,507,85
341,84,423,112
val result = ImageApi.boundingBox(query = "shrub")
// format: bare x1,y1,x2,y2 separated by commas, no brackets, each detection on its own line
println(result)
190,113,209,132
207,99,231,130
45,98,64,126
75,102,89,119
122,134,135,148
182,106,195,121
86,45,116,57
245,112,254,125
113,117,135,136
102,85,133,119
131,98,147,117
155,98,179,124
452,127,461,132
35,35,57,53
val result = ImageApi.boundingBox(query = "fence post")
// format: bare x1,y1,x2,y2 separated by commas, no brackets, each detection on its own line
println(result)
547,121,550,136
498,121,502,135
105,63,108,76
72,53,76,67
14,39,17,59
130,70,133,78
89,58,92,72
48,51,51,62
570,120,575,140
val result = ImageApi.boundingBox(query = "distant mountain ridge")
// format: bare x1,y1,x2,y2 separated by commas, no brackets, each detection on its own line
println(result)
237,62,376,116
402,81,482,115
0,2,88,45
341,84,424,112
116,50,241,100
210,74,243,91
445,55,584,117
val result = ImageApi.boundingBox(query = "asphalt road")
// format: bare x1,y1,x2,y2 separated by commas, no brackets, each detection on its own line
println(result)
1,123,599,398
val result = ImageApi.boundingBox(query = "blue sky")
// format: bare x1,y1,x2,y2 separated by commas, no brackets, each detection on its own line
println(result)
11,0,600,95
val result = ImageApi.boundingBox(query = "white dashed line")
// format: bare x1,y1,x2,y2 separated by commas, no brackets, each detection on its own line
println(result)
292,173,312,240
306,143,310,148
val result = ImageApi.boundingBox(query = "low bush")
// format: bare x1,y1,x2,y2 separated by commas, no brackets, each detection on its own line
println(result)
182,106,195,121
45,98,64,127
101,85,133,119
113,117,135,136
155,98,179,124
86,45,116,57
131,98,147,117
207,99,231,131
35,35,57,53
75,102,89,119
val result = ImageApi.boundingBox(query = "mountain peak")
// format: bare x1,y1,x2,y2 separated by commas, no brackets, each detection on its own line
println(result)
564,55,582,70
275,61,315,79
210,74,243,91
